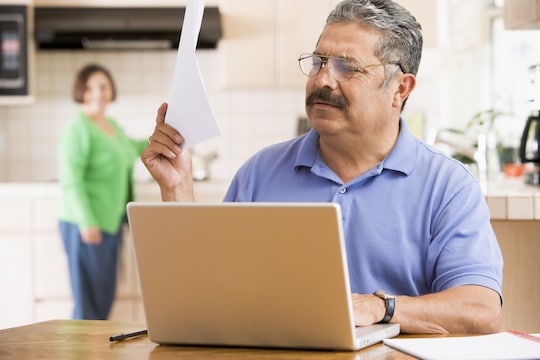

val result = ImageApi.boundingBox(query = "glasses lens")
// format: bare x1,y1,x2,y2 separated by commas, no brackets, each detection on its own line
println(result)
299,55,322,77
328,57,356,82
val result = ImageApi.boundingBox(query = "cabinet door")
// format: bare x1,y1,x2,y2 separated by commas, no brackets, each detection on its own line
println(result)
395,0,437,47
0,234,33,329
0,199,33,329
222,0,331,88
221,0,276,88
274,0,330,88
504,0,540,29
33,232,71,300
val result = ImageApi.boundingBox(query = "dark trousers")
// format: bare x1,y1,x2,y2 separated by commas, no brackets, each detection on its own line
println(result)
59,221,122,320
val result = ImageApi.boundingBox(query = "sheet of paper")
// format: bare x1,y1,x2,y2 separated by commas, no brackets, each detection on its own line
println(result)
164,0,220,148
383,332,540,360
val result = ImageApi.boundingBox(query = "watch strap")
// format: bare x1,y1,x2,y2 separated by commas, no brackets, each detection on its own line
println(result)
374,290,395,323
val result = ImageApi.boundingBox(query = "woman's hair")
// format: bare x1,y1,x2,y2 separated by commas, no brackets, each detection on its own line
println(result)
326,0,423,78
72,63,117,103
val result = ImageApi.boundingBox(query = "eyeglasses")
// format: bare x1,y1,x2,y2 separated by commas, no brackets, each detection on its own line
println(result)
298,53,404,82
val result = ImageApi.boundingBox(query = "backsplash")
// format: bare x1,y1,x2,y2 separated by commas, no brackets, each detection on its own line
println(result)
0,47,492,185
0,50,306,183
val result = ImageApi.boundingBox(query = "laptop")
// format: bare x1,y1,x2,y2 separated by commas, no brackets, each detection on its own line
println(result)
127,202,399,351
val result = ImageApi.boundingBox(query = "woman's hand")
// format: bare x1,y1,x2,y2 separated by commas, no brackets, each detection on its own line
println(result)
141,103,195,201
80,226,102,245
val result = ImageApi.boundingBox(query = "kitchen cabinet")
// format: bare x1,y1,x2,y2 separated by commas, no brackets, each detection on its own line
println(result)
492,220,540,333
1,180,539,331
0,181,227,330
503,0,540,29
0,199,33,329
221,0,438,89
220,0,330,89
272,1,329,88
395,0,437,48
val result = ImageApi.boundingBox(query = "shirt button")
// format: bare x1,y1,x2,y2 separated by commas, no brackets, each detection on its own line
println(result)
339,188,347,194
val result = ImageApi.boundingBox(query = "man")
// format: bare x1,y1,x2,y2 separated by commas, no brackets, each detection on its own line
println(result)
142,0,503,334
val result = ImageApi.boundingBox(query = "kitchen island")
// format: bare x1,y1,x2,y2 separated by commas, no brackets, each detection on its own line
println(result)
0,179,539,332
0,180,229,330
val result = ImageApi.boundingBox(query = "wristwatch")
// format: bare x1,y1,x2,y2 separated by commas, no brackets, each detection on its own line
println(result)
373,290,396,323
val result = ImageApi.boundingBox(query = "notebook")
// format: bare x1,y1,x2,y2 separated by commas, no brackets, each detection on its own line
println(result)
127,202,400,351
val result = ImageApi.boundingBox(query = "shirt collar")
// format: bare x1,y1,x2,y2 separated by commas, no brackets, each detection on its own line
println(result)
294,129,320,169
294,119,418,176
382,119,417,176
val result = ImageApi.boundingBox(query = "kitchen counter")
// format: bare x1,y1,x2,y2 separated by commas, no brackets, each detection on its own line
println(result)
0,178,538,219
0,178,539,332
0,179,230,202
0,179,229,330
482,178,540,220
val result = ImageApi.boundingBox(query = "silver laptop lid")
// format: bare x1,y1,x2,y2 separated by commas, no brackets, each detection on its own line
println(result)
127,202,360,350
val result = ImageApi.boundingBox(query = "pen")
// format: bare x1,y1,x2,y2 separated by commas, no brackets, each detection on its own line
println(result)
109,329,148,342
507,329,540,343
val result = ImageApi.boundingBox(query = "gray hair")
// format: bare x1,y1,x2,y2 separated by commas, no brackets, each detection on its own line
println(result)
327,0,423,79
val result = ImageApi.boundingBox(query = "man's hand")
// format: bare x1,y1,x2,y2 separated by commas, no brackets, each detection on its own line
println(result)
141,103,195,202
352,293,387,326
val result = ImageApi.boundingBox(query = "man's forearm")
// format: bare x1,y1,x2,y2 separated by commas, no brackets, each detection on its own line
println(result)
160,183,195,202
393,285,502,334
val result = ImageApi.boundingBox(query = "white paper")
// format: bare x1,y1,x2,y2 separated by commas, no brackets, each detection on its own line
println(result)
164,0,220,148
383,332,540,360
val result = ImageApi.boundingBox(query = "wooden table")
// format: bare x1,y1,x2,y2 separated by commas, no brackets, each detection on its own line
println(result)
0,319,423,359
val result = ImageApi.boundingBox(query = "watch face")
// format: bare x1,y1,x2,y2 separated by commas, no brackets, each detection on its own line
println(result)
375,290,395,299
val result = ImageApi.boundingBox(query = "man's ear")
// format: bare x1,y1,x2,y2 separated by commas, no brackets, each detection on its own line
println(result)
393,73,416,109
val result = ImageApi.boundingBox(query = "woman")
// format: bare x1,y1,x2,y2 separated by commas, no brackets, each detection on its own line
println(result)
58,64,147,320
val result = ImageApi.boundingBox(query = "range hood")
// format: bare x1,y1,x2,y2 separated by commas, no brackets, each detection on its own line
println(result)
34,6,222,50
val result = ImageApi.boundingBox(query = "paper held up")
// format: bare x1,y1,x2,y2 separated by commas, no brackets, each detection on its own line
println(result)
164,0,220,149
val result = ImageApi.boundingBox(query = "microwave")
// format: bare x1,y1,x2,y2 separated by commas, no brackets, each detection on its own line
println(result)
0,5,28,96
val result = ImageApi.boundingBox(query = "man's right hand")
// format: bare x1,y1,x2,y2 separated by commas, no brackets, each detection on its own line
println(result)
141,102,195,202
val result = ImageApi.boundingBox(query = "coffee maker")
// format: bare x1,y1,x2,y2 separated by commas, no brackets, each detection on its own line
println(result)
518,63,540,185
519,110,540,185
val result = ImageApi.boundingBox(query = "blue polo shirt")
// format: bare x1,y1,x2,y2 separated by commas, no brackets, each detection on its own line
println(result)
224,121,503,297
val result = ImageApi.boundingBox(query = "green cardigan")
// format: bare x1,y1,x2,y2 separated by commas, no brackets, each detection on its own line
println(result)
58,112,147,234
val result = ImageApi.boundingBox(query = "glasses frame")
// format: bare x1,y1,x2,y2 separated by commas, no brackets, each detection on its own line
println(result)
298,53,404,82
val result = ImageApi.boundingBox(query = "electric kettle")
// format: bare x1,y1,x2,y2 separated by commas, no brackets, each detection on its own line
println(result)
518,110,540,185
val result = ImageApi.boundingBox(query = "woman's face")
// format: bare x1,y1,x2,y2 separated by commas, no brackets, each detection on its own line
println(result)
83,71,114,115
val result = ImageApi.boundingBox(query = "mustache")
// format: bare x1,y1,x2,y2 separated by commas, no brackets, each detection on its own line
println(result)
306,88,348,110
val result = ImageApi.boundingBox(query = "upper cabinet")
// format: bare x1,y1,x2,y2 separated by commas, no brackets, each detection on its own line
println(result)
272,1,329,88
220,0,330,89
504,0,540,29
220,0,438,89
395,0,437,48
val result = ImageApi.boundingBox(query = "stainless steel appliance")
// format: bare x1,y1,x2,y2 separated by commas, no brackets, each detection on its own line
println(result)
0,5,28,96
34,6,222,50
518,63,540,185
519,110,539,185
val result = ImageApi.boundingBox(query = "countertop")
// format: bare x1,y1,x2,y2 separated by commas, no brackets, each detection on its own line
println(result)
481,178,540,220
0,179,229,201
0,178,539,220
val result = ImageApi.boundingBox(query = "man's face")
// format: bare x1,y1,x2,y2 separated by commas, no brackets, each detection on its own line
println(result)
305,22,401,139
